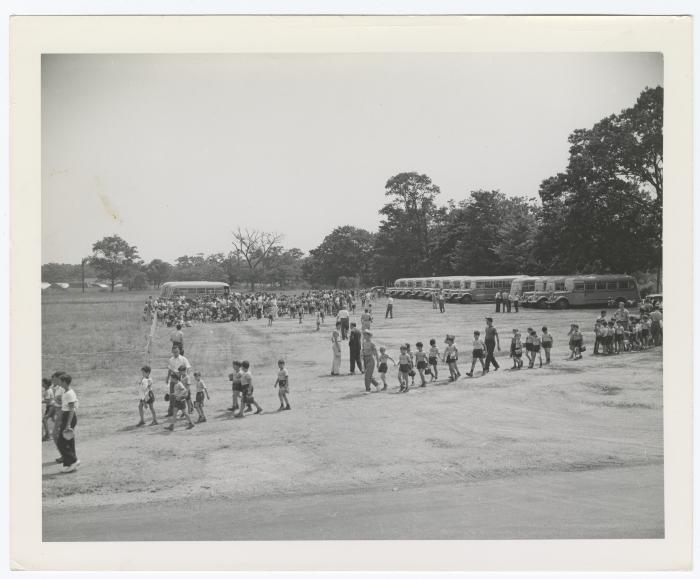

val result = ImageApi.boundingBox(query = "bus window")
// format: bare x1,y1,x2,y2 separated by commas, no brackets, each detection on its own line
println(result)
555,281,565,291
522,281,535,292
464,281,471,289
584,282,595,290
485,281,493,289
618,280,629,289
476,281,485,289
596,281,606,290
573,282,585,291
607,281,618,290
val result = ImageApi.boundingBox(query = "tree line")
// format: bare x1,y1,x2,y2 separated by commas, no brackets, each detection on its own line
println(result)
42,86,662,292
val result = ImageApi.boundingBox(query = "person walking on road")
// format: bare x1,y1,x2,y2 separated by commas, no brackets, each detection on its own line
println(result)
348,322,364,374
331,330,342,376
361,330,381,392
484,317,501,373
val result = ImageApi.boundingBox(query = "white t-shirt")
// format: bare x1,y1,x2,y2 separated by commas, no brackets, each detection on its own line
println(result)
388,297,394,305
277,368,289,384
138,377,153,400
167,355,191,375
338,309,350,319
61,388,79,411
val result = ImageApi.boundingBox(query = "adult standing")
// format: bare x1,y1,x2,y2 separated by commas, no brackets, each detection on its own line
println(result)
438,291,446,313
432,292,438,310
614,301,630,330
504,293,512,313
513,293,520,313
57,373,79,473
495,291,502,313
166,345,191,417
337,307,350,340
385,296,394,319
348,323,364,374
361,330,381,392
331,330,342,376
484,317,501,373
594,310,607,355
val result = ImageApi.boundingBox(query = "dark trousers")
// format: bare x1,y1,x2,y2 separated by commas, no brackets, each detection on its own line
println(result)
385,304,393,318
439,301,445,313
349,348,363,373
167,380,176,416
340,318,350,340
505,301,511,312
485,339,499,370
495,301,501,313
514,302,519,312
57,412,78,467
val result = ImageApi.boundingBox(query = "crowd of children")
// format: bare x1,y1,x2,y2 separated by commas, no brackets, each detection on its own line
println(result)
44,297,663,459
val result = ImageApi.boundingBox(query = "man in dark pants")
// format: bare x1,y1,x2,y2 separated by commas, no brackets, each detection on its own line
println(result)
385,296,394,319
348,323,364,374
484,317,501,373
57,373,80,472
495,291,502,313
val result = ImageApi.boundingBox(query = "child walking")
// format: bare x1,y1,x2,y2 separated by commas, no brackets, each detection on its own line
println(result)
442,334,460,381
193,371,210,423
414,342,429,387
42,378,55,441
137,365,158,426
377,347,395,390
511,331,524,369
165,374,195,430
528,329,542,368
428,338,440,381
274,359,291,411
541,326,553,365
466,331,486,377
397,346,412,392
237,361,263,417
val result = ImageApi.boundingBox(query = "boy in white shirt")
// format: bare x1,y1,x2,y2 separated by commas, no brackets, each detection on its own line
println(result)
137,365,157,426
57,374,80,472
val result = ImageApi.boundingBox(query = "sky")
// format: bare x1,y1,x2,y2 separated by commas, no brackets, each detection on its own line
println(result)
41,52,663,264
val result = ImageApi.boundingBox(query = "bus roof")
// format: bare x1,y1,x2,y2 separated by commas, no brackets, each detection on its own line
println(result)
160,281,229,288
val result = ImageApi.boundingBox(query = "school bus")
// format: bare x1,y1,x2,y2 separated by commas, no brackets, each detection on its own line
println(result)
159,281,229,298
544,274,640,309
459,276,521,303
515,276,566,308
388,278,408,298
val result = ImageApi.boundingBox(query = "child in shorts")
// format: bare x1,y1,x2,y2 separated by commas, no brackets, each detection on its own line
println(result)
428,339,440,381
274,359,291,411
404,343,416,386
397,346,412,392
442,335,460,381
567,324,584,360
524,327,534,367
511,331,524,369
466,331,486,377
179,365,193,414
414,342,429,387
541,326,553,365
42,378,55,441
614,321,625,354
193,371,210,423
237,361,263,417
137,365,157,426
165,376,195,430
528,329,542,368
377,347,395,390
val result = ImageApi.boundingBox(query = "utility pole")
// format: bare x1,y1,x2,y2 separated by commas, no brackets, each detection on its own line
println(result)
81,257,88,293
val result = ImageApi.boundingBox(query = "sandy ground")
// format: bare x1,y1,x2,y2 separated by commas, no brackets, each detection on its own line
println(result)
42,296,663,540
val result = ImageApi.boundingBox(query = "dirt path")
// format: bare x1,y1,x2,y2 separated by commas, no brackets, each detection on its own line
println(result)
43,464,662,541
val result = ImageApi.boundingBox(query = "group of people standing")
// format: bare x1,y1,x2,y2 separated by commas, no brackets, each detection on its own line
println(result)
42,371,80,473
494,291,521,313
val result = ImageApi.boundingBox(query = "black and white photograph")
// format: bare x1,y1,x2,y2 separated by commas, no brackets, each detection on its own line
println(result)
8,13,694,573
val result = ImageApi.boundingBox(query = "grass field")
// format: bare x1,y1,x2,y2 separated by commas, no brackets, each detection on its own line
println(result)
42,290,664,541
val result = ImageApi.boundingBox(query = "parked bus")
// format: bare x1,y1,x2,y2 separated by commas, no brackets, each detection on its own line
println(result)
159,281,230,298
460,275,522,303
544,274,640,309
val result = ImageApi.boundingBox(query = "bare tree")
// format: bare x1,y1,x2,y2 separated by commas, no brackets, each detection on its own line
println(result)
231,227,283,290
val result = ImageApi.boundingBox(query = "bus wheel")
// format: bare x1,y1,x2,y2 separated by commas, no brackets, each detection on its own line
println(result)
536,299,548,309
556,299,570,310
461,295,473,304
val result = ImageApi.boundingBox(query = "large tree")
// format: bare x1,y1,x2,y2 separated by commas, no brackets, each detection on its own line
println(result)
306,226,375,286
536,86,663,281
145,259,173,289
90,235,141,292
372,172,440,282
231,228,283,290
